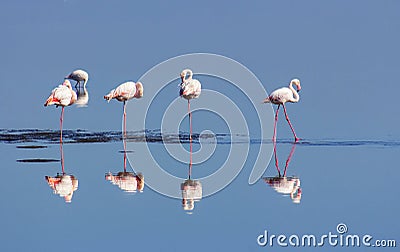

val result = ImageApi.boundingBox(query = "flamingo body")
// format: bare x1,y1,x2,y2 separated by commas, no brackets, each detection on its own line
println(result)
104,81,143,102
264,79,301,142
44,80,77,107
180,69,201,100
267,87,298,104
65,69,89,87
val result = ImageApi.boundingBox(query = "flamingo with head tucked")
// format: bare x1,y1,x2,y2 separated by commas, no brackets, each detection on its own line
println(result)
44,80,77,143
179,69,201,170
104,81,143,138
263,79,301,142
65,69,89,88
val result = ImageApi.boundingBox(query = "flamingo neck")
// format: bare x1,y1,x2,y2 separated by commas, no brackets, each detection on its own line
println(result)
184,70,193,82
289,83,300,102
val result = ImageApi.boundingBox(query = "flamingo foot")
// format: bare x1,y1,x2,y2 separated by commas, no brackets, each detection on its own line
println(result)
294,137,301,143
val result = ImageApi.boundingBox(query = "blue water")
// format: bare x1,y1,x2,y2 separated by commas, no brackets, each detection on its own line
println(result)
0,130,398,251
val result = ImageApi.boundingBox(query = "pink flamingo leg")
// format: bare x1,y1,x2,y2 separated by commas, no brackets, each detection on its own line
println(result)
282,104,300,142
272,105,280,142
60,106,64,144
123,101,127,139
123,101,127,172
188,99,192,179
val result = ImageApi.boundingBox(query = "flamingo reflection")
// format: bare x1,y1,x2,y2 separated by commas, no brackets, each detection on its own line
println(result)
105,136,144,193
45,142,78,203
263,143,302,203
75,85,89,107
181,133,202,213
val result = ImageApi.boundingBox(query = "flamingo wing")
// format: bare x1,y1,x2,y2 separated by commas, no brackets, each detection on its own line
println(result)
269,87,292,104
180,79,201,99
104,82,136,102
45,85,73,107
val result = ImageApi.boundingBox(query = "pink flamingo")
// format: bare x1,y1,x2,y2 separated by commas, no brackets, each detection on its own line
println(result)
65,69,89,88
263,79,301,142
104,81,144,138
179,69,201,174
44,80,77,143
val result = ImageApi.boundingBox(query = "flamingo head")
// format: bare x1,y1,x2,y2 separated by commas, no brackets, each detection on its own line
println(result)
135,82,144,98
180,69,192,82
104,89,115,102
291,79,301,92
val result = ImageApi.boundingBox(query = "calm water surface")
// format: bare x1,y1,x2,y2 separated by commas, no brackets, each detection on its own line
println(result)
0,130,398,251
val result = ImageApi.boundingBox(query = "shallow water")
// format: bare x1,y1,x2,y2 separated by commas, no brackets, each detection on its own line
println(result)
0,129,398,251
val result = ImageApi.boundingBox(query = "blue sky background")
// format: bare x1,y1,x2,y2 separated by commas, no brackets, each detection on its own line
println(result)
1,0,399,140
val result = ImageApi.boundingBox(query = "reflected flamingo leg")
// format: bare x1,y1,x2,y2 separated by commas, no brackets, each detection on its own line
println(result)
123,143,127,172
60,141,65,174
273,141,281,176
283,144,297,177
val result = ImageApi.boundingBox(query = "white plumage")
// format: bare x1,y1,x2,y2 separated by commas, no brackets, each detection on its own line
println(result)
104,81,143,102
65,69,89,88
264,79,301,105
179,69,201,100
75,86,89,107
263,79,301,142
44,80,77,107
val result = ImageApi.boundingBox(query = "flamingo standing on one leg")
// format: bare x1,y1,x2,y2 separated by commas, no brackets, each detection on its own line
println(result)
104,81,144,139
179,69,201,176
44,80,77,143
65,69,89,89
263,79,301,142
